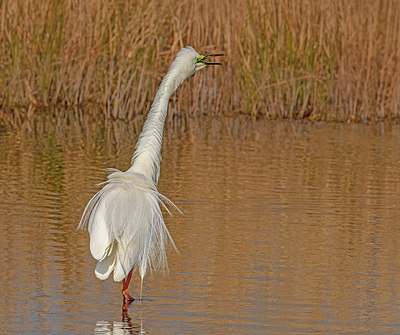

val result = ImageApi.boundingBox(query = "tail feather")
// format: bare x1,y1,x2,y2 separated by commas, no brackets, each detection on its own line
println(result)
79,169,178,282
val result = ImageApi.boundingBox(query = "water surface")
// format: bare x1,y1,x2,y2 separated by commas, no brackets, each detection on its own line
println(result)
1,115,400,334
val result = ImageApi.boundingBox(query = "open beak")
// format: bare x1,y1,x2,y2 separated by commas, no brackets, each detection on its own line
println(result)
202,53,224,65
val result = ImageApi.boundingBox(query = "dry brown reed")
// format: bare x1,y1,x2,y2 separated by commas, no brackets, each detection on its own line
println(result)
0,0,400,122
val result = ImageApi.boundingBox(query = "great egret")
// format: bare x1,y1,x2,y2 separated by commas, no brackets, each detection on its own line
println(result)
78,46,223,302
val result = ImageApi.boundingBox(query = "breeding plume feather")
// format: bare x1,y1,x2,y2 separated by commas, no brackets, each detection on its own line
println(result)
78,46,223,302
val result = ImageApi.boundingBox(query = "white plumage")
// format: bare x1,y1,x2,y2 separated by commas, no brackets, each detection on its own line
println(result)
80,169,177,281
78,46,222,301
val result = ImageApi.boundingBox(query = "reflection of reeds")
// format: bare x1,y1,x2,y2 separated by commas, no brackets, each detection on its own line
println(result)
0,0,399,122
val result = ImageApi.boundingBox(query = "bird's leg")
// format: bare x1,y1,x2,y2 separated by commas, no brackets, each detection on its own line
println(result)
122,268,134,302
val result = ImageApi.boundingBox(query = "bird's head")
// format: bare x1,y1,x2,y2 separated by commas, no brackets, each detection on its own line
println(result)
171,46,223,80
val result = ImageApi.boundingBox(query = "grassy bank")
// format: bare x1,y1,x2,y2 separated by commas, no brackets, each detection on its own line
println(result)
1,0,399,122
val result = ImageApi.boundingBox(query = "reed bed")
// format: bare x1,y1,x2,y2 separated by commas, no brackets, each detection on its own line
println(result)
0,0,399,123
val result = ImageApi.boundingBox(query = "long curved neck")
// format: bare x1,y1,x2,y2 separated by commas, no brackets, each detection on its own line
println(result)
129,65,188,183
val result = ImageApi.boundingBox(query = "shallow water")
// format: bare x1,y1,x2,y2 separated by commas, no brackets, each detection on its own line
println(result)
1,115,400,334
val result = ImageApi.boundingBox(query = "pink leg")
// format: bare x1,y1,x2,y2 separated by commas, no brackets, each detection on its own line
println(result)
122,269,134,301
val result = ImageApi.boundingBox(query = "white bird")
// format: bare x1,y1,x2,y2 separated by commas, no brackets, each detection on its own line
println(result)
78,46,223,302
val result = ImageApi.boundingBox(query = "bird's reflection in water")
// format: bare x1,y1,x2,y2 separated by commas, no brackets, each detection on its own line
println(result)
94,303,147,335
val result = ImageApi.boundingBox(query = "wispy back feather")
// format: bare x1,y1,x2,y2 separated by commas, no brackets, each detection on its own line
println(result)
78,169,179,281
